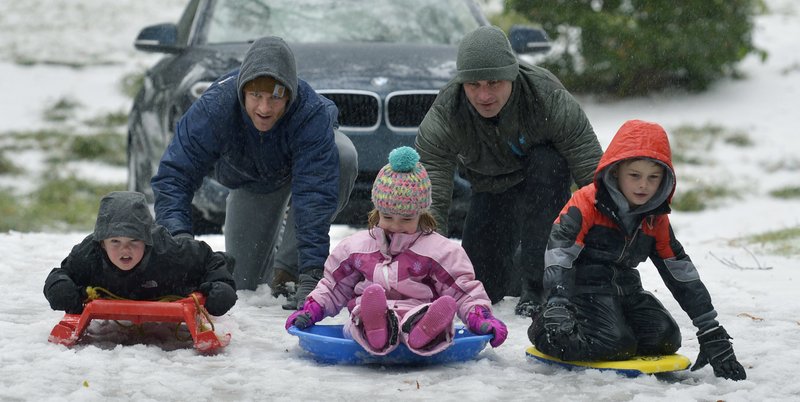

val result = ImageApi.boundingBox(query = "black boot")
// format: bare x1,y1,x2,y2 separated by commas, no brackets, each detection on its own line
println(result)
283,268,323,310
270,268,297,298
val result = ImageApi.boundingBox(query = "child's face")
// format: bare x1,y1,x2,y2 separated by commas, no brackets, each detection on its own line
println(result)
378,212,420,235
101,236,145,271
616,159,665,207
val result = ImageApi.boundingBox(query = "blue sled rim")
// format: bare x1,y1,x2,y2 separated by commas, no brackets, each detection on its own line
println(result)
288,324,492,365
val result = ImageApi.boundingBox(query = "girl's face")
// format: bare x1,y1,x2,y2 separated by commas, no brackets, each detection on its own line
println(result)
378,212,420,235
101,236,145,271
616,159,665,207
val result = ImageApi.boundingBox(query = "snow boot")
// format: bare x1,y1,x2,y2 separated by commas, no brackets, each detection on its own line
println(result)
360,284,391,349
407,296,457,349
270,268,297,299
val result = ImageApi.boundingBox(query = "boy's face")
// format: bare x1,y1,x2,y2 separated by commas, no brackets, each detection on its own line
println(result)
463,80,512,118
378,212,420,235
101,236,145,271
616,159,665,207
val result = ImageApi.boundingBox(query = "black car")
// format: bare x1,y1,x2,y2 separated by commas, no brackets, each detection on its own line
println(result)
127,0,549,236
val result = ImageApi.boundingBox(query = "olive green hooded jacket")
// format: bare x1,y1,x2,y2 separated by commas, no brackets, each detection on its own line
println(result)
415,63,602,234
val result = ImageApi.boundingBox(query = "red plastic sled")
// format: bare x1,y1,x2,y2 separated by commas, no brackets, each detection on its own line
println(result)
48,293,230,353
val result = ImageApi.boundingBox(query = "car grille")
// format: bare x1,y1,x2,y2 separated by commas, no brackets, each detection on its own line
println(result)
318,90,439,132
318,90,380,131
385,90,439,131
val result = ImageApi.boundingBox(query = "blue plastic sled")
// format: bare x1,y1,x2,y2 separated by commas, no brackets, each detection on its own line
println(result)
288,324,492,365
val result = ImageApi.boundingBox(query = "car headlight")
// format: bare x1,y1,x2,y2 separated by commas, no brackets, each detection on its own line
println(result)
190,81,213,100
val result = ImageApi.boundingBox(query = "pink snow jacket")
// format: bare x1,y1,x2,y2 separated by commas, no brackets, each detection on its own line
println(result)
309,227,492,323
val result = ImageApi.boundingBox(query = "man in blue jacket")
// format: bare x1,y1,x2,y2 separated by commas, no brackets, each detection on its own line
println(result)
151,36,358,309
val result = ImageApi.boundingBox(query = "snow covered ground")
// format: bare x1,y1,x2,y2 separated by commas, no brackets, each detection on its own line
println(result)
1,1,799,401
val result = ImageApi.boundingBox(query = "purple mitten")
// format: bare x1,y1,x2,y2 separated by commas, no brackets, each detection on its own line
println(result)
285,298,324,330
467,305,508,347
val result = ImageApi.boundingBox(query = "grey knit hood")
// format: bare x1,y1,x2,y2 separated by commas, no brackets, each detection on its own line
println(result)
237,36,299,109
600,159,675,234
456,26,519,83
92,191,154,246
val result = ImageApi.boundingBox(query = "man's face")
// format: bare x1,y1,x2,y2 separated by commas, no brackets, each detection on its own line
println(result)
462,80,513,118
244,89,289,132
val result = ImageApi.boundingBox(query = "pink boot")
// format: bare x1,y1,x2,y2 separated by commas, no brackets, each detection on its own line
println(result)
407,296,457,349
360,284,390,350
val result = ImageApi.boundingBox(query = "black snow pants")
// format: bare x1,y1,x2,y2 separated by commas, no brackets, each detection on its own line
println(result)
461,145,571,304
528,291,682,361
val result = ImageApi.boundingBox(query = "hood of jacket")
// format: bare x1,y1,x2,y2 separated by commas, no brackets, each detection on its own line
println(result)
594,120,676,231
92,191,154,246
237,36,299,110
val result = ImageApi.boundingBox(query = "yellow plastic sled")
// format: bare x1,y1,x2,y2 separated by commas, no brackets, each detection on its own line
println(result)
525,346,691,377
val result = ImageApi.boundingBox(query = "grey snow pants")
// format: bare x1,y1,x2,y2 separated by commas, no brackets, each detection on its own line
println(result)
224,130,358,290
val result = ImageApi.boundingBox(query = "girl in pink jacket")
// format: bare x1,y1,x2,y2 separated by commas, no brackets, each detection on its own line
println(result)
286,146,507,356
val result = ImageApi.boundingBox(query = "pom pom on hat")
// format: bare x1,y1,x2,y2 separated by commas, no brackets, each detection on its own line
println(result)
371,147,432,217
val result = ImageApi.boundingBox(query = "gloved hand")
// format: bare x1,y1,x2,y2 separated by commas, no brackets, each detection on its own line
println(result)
467,306,508,347
691,326,747,380
285,298,324,330
542,297,578,339
215,251,236,275
173,232,194,240
198,281,237,316
44,278,86,314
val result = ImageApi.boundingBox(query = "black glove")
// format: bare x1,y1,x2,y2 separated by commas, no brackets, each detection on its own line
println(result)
174,232,194,240
691,326,746,380
542,298,578,339
215,251,236,275
44,279,86,314
198,282,237,316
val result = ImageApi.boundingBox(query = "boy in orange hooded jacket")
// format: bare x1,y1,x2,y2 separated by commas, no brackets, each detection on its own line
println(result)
528,120,746,380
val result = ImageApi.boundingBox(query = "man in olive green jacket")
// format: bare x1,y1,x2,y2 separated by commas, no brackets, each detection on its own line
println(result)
415,26,602,316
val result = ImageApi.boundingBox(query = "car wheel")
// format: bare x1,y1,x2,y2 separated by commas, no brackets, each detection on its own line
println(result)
127,130,153,201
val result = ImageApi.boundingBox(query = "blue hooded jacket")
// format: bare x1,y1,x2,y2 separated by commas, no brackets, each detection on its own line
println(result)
152,36,340,271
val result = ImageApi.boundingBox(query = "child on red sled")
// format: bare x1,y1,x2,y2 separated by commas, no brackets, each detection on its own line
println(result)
286,147,507,355
528,120,746,380
44,191,237,317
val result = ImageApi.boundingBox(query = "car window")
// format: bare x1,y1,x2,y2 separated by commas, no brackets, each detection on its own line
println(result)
204,0,481,45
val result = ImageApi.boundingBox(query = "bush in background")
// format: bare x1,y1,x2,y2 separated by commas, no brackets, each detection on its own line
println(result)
503,0,765,96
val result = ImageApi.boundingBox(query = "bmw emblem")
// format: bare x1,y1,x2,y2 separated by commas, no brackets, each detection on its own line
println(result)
371,76,389,86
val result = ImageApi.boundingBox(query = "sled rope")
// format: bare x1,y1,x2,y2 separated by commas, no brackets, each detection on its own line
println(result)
191,293,215,333
85,286,184,302
83,286,216,338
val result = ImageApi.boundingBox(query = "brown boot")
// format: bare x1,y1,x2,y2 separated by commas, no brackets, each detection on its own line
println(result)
270,268,297,298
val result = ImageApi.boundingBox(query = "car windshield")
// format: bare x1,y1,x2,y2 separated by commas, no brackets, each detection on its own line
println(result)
204,0,481,45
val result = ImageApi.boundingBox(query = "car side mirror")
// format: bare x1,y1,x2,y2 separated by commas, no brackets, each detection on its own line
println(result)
508,25,551,55
134,23,182,54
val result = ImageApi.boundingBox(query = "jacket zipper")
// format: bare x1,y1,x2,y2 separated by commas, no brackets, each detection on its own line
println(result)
614,229,639,295
382,260,390,286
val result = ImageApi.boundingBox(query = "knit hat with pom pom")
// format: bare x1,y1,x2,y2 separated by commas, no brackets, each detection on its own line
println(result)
371,146,432,217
